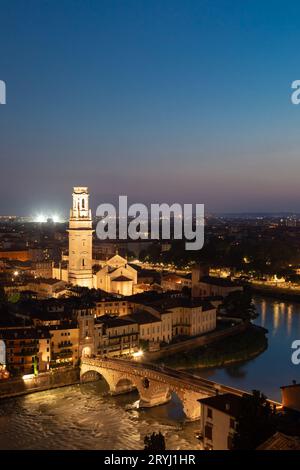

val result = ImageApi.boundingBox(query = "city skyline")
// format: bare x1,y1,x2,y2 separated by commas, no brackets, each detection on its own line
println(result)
1,1,300,214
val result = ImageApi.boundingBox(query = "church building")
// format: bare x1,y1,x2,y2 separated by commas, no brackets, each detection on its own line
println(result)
53,187,137,295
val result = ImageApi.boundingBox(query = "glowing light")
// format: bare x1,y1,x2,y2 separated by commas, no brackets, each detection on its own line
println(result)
34,212,62,223
52,214,60,223
35,214,47,223
133,349,144,358
22,373,35,380
13,270,19,276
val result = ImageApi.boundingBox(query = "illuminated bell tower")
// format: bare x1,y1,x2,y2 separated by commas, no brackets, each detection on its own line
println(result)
68,187,93,288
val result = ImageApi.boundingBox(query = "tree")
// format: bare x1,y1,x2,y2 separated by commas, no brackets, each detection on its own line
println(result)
222,290,257,320
144,432,166,450
232,390,277,450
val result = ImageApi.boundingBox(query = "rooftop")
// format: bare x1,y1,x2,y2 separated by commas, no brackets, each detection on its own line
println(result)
257,432,300,450
198,393,243,418
95,314,136,328
124,310,161,325
0,326,51,340
200,276,241,288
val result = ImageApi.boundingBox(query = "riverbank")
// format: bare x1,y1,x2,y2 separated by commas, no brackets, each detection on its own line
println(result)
155,324,268,370
143,321,249,362
249,284,300,303
0,366,80,400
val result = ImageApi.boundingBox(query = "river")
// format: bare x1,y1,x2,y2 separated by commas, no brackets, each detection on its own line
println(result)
195,296,300,401
0,296,299,449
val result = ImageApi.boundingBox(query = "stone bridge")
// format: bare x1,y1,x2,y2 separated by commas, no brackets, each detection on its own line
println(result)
80,357,256,420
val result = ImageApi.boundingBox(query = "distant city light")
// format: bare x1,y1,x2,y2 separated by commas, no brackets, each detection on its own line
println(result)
52,214,60,223
35,213,47,223
34,213,62,223
13,271,19,277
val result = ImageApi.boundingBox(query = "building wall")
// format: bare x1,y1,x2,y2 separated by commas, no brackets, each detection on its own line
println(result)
93,255,138,294
281,384,300,412
98,323,139,357
0,330,50,375
161,312,172,343
200,404,236,450
77,308,95,357
168,305,216,337
50,327,79,366
95,300,130,317
140,320,162,343
111,279,133,296
0,250,30,261
52,265,68,282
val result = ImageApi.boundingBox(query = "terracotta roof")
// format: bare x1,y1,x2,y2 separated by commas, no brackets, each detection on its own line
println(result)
257,432,300,450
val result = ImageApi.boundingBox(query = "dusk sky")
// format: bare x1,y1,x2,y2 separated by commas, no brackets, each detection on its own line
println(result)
1,0,300,215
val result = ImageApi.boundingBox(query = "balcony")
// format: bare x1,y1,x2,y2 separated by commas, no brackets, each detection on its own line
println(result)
58,341,73,348
52,349,73,359
14,349,39,356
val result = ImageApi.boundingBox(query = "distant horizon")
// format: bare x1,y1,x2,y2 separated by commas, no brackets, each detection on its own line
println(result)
1,1,300,213
2,209,300,219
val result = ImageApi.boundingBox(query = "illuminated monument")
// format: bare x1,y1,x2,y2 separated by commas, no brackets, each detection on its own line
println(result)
52,186,137,294
68,187,93,288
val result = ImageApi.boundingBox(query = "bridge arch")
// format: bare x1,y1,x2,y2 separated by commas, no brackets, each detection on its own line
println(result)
80,358,220,420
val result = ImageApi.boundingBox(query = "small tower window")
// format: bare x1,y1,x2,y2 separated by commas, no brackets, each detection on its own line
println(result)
82,259,85,267
82,198,85,209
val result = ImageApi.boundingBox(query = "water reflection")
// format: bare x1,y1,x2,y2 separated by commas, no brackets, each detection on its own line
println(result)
0,381,201,450
287,305,293,337
261,300,266,327
273,303,280,334
195,296,300,401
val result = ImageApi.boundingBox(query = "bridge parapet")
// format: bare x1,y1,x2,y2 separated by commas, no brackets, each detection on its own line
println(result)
80,357,281,420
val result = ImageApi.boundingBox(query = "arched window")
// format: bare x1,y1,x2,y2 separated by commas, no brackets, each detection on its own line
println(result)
82,258,85,267
82,198,85,209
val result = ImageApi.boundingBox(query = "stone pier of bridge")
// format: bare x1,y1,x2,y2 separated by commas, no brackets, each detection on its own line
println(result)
80,358,216,420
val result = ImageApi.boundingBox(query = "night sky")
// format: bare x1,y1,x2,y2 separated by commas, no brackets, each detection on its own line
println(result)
1,0,300,216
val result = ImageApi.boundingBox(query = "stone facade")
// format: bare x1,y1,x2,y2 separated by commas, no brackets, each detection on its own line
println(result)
68,187,94,288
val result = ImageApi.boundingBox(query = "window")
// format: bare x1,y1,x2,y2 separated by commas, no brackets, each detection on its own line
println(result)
204,425,212,440
82,198,85,209
207,408,213,419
